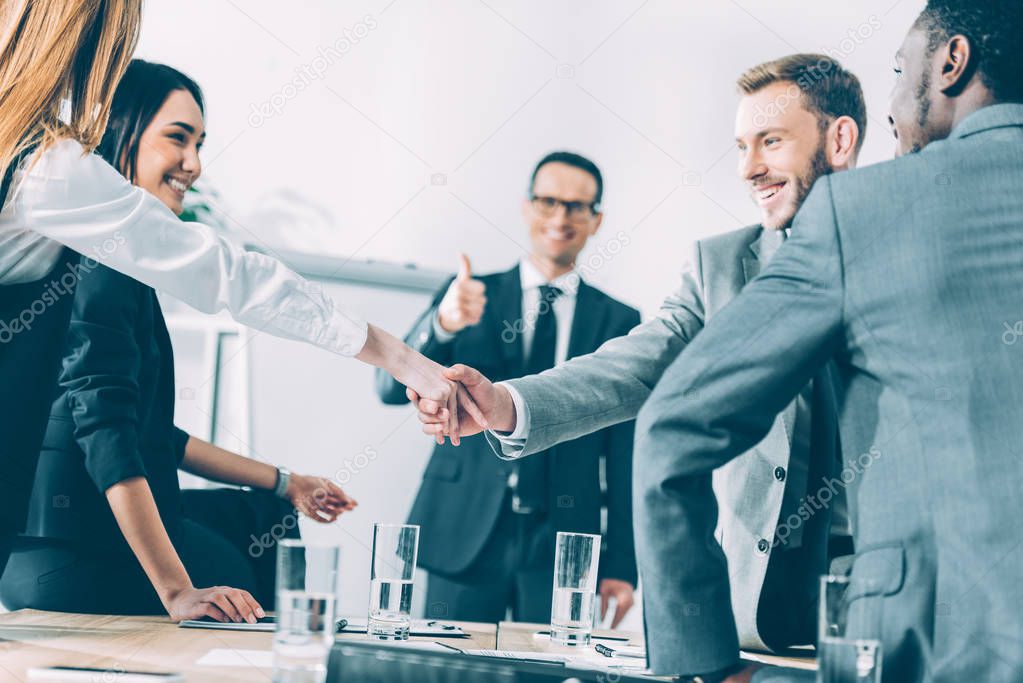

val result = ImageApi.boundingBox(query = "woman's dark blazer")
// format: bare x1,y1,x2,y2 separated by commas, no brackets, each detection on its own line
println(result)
23,256,189,551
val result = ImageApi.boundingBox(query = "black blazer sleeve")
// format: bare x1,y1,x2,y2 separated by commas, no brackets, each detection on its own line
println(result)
60,266,149,493
173,426,191,464
375,276,458,404
600,308,641,587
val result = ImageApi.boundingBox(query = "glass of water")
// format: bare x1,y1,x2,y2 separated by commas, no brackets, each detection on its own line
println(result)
550,531,601,646
818,574,883,683
273,540,340,683
367,523,419,640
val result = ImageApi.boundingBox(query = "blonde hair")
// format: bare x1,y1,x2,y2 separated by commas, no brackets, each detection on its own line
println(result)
0,0,142,176
737,54,867,154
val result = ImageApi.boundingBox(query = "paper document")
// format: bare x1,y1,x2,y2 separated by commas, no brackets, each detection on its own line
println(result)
195,649,274,668
464,649,569,664
340,618,467,638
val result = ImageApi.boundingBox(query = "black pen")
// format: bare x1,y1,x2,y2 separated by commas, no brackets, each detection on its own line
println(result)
435,641,465,654
594,643,646,659
426,620,458,630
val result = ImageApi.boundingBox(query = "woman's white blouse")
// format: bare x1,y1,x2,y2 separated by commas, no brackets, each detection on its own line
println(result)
0,139,367,356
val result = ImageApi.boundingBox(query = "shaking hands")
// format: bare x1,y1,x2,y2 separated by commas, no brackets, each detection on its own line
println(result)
409,364,516,444
403,254,513,444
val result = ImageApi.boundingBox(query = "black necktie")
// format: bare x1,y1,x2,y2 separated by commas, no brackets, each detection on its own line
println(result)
525,285,561,375
511,285,562,514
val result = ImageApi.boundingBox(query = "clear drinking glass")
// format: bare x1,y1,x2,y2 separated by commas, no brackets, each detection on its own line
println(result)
550,531,601,646
273,540,341,683
367,523,419,640
818,575,883,683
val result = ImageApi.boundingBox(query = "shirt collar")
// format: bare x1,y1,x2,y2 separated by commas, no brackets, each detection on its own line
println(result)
519,257,580,298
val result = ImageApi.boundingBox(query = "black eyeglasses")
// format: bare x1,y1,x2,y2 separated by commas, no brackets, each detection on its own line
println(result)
529,194,600,221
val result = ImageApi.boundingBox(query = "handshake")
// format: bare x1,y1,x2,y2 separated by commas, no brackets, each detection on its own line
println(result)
406,364,517,445
388,254,518,445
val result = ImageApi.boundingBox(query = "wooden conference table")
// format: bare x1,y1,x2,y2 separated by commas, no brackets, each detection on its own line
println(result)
0,610,815,681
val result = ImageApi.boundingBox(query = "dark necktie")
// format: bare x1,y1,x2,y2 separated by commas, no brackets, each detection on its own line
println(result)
511,284,562,514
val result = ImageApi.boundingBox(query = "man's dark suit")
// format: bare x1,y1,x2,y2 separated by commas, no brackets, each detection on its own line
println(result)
377,264,639,621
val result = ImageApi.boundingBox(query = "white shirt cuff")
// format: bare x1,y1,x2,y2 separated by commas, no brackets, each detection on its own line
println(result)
431,311,457,343
491,381,530,440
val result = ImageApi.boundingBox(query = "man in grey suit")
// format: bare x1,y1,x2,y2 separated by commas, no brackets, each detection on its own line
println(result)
630,1,1023,680
412,54,865,657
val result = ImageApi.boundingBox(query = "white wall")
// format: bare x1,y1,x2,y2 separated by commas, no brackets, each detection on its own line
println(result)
138,0,924,316
141,0,927,628
245,281,437,619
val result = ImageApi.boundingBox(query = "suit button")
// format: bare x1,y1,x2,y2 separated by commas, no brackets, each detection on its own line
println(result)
774,467,786,482
418,332,429,344
756,538,770,554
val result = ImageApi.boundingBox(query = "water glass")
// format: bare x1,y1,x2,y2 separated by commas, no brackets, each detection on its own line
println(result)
367,523,419,640
818,574,883,683
550,531,601,646
273,540,341,683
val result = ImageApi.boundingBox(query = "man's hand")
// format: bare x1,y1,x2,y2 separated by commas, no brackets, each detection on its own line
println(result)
409,364,515,443
368,325,486,445
598,578,635,629
287,474,357,523
437,254,487,333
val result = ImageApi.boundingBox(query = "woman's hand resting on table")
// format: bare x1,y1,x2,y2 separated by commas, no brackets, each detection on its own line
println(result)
165,585,265,624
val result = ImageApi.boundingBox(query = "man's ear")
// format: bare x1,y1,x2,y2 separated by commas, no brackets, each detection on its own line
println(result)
938,34,975,95
827,116,860,170
589,212,604,236
521,197,533,224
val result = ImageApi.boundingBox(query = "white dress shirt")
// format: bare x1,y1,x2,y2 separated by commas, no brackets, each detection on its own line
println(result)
0,139,366,355
433,258,578,442
497,229,785,444
468,259,578,445
433,257,579,366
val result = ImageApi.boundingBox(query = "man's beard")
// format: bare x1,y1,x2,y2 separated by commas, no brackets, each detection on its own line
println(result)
908,65,932,154
781,142,833,231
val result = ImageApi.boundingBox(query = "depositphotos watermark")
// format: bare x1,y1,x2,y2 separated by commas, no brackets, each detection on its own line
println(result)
87,663,128,683
773,445,882,548
0,232,126,344
751,16,882,129
248,446,379,557
1002,321,1023,345
248,15,379,127
501,230,632,344
821,15,883,63
332,445,379,485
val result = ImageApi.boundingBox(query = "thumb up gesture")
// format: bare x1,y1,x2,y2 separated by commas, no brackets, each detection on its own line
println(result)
437,253,487,333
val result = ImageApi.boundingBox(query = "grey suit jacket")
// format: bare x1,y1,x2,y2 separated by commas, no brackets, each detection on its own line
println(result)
635,103,1023,680
493,225,837,651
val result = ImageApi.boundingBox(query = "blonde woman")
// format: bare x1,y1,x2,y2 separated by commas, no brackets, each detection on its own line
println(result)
0,0,481,599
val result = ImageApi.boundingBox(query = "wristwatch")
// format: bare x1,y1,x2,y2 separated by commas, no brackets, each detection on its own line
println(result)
273,466,292,499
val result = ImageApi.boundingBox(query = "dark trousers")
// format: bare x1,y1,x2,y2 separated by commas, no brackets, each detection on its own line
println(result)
0,488,298,614
424,496,554,623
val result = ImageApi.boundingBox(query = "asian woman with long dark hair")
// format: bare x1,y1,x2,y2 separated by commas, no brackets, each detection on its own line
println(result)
0,61,357,623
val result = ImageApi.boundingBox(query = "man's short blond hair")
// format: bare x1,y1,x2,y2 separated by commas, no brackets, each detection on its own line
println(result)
737,53,867,153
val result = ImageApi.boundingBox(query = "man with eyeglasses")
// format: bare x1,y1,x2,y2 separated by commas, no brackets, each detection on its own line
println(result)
414,54,866,678
376,151,641,625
